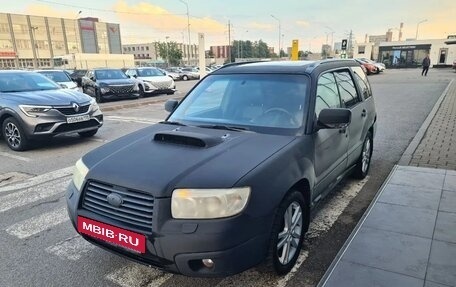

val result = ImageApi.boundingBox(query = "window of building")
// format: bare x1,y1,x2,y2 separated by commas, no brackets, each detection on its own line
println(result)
141,46,144,51
358,45,365,54
132,47,135,51
146,46,149,51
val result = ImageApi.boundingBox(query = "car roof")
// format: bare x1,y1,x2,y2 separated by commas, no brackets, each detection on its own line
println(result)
212,59,359,75
35,69,66,73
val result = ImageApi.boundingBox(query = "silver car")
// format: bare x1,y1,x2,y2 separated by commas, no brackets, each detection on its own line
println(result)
0,71,103,151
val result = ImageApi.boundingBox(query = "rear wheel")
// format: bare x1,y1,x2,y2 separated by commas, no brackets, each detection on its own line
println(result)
260,190,306,275
352,131,373,179
2,117,30,151
182,75,188,81
78,129,98,138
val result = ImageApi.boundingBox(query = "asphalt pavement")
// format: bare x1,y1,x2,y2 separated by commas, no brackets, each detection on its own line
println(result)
0,69,454,287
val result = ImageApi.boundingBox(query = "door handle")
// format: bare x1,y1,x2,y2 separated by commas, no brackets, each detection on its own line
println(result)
361,109,367,117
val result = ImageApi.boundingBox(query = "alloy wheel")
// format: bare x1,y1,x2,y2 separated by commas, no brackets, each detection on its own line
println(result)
5,122,21,148
362,138,371,173
277,201,303,265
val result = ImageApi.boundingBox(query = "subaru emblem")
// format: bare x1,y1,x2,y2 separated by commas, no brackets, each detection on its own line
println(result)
107,193,123,207
72,103,80,112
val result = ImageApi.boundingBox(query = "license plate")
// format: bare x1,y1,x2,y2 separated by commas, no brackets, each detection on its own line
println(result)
67,115,90,124
77,216,146,253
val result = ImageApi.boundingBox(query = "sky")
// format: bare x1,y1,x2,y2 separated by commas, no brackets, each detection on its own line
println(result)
3,0,456,53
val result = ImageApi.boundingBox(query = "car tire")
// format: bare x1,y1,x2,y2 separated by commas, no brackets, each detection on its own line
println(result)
260,190,306,275
352,131,373,179
182,75,188,81
2,117,30,151
167,91,175,95
78,129,98,138
138,85,145,98
95,89,103,103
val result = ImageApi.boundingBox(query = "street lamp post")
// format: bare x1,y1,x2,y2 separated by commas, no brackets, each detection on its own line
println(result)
31,26,39,68
271,15,281,58
416,19,428,40
179,0,190,65
165,36,170,67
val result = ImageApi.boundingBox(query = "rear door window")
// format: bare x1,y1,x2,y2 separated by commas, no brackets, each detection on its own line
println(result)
351,66,372,99
334,71,360,108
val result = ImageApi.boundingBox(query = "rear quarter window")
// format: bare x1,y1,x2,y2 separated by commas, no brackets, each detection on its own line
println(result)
351,66,372,100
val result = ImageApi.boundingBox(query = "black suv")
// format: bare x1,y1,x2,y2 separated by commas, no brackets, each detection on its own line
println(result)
67,60,376,277
81,68,140,102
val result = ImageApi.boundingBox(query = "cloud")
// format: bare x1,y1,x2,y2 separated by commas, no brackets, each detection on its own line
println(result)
295,20,310,28
248,22,275,31
23,4,77,19
113,0,226,34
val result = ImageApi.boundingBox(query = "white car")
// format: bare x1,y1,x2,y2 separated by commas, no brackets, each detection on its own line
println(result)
125,67,176,96
36,70,79,90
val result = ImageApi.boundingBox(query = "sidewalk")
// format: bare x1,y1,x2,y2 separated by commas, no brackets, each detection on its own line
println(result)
319,79,456,287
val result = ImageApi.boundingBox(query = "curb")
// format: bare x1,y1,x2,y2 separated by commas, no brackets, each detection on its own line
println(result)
398,79,454,166
99,95,184,112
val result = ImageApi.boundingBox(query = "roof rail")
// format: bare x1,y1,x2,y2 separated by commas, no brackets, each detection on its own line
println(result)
217,60,265,70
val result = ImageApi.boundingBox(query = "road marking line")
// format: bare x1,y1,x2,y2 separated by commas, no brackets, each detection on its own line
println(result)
0,152,31,162
106,264,172,287
0,166,73,194
5,207,68,239
216,177,369,287
46,236,95,261
0,177,70,213
105,116,161,124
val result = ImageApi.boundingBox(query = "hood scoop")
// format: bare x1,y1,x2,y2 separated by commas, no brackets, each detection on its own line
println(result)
153,131,224,148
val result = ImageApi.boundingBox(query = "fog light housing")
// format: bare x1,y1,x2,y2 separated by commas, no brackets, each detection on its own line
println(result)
202,259,214,268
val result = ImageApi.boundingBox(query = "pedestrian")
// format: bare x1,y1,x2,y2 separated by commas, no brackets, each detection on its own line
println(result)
422,55,431,76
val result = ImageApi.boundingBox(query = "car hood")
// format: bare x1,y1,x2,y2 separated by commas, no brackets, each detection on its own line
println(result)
139,76,172,83
83,124,295,197
97,79,136,86
1,89,91,105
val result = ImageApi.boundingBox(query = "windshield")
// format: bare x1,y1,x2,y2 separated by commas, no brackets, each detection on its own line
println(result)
0,72,61,92
169,74,308,134
95,69,128,80
37,71,71,83
137,68,164,77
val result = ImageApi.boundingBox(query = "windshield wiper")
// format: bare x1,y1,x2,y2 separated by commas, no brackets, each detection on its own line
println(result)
197,124,249,132
159,120,187,126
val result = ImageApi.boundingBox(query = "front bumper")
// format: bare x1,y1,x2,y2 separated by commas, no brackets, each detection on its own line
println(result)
19,108,103,139
143,82,176,94
66,182,271,277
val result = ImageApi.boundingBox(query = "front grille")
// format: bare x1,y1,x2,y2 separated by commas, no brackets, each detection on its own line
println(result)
147,80,172,90
109,85,134,94
55,104,90,115
81,181,154,233
54,119,99,133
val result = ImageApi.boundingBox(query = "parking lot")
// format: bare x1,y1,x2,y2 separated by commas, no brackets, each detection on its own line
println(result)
0,69,454,287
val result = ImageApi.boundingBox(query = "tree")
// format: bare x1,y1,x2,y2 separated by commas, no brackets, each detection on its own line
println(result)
155,41,183,66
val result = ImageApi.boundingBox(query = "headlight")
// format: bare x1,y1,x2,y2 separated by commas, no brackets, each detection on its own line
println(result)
72,158,89,191
100,87,110,94
89,98,99,111
19,105,52,117
171,187,251,219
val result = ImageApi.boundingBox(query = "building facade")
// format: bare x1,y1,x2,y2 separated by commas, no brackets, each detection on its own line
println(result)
209,45,231,59
122,42,199,66
378,39,456,68
0,12,122,69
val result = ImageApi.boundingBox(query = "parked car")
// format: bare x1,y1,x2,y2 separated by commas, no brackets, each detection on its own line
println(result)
359,58,386,72
36,70,79,90
0,71,102,151
156,68,181,81
69,69,88,87
179,67,200,81
67,60,376,277
355,59,378,75
81,68,140,103
125,67,176,96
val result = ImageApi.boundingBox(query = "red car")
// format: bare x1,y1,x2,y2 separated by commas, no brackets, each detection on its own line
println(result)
355,59,378,75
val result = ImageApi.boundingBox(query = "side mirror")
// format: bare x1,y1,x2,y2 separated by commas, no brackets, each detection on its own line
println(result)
165,99,178,113
90,77,96,82
127,75,131,78
133,74,137,78
317,108,351,130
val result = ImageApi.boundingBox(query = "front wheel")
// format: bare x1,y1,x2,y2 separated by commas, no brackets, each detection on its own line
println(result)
261,190,306,275
138,85,145,98
2,117,30,151
78,129,98,138
95,89,103,103
182,75,188,81
352,131,373,179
